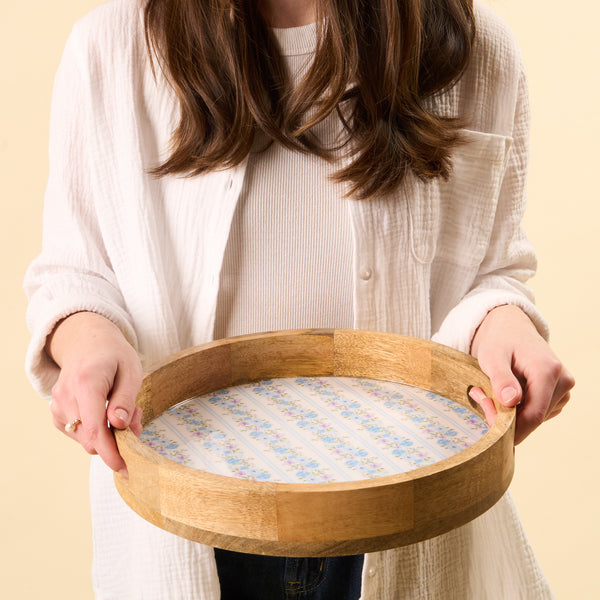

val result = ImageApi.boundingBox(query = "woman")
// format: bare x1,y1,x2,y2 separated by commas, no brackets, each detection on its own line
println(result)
25,0,574,598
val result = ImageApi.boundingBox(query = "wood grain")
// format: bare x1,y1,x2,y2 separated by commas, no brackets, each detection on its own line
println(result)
115,329,515,556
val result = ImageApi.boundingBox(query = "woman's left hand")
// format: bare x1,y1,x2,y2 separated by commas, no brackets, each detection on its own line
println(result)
469,304,575,444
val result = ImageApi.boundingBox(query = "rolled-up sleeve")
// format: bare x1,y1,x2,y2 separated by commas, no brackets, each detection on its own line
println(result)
432,66,549,354
24,27,137,399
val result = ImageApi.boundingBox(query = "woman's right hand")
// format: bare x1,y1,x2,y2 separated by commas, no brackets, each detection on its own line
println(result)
46,311,143,475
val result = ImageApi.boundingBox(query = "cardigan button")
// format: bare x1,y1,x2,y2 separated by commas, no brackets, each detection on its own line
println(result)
359,267,372,281
368,567,377,577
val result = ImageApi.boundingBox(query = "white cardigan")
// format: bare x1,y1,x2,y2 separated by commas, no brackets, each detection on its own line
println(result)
25,1,553,598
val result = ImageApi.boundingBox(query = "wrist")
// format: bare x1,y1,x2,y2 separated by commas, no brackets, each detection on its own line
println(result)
45,311,120,366
470,304,534,358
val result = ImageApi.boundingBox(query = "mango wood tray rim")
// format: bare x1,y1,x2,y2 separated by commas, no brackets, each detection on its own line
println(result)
114,329,515,556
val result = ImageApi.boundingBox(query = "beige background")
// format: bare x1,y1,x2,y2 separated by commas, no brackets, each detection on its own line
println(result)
1,0,598,598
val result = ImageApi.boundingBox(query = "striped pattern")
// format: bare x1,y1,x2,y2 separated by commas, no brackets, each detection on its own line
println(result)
214,23,353,339
140,377,488,483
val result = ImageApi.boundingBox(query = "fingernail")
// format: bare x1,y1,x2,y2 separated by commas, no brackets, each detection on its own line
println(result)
468,386,486,402
501,387,518,405
118,468,129,480
115,408,129,422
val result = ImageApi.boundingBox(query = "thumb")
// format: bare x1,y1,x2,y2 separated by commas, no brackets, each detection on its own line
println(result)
482,355,523,408
107,365,142,430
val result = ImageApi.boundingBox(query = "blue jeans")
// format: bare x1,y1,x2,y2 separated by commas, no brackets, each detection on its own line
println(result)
214,549,364,600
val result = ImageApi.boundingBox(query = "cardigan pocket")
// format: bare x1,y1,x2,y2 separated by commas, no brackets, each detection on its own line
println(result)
408,129,512,267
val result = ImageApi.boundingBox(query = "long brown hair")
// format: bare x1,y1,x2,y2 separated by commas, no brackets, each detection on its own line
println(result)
144,0,475,199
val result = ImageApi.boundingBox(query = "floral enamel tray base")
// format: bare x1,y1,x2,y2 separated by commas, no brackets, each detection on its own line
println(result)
140,377,488,484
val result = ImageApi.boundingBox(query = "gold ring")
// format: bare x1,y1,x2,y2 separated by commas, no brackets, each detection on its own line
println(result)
65,418,82,433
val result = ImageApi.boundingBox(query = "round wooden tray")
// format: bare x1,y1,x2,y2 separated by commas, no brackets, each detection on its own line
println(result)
114,329,515,556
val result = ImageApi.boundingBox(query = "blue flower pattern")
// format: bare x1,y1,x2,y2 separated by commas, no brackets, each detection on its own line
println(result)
140,377,488,484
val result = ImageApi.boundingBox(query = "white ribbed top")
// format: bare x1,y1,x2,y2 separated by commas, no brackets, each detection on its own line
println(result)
214,22,353,338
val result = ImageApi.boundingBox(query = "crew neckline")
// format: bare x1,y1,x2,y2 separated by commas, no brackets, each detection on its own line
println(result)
271,21,318,57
